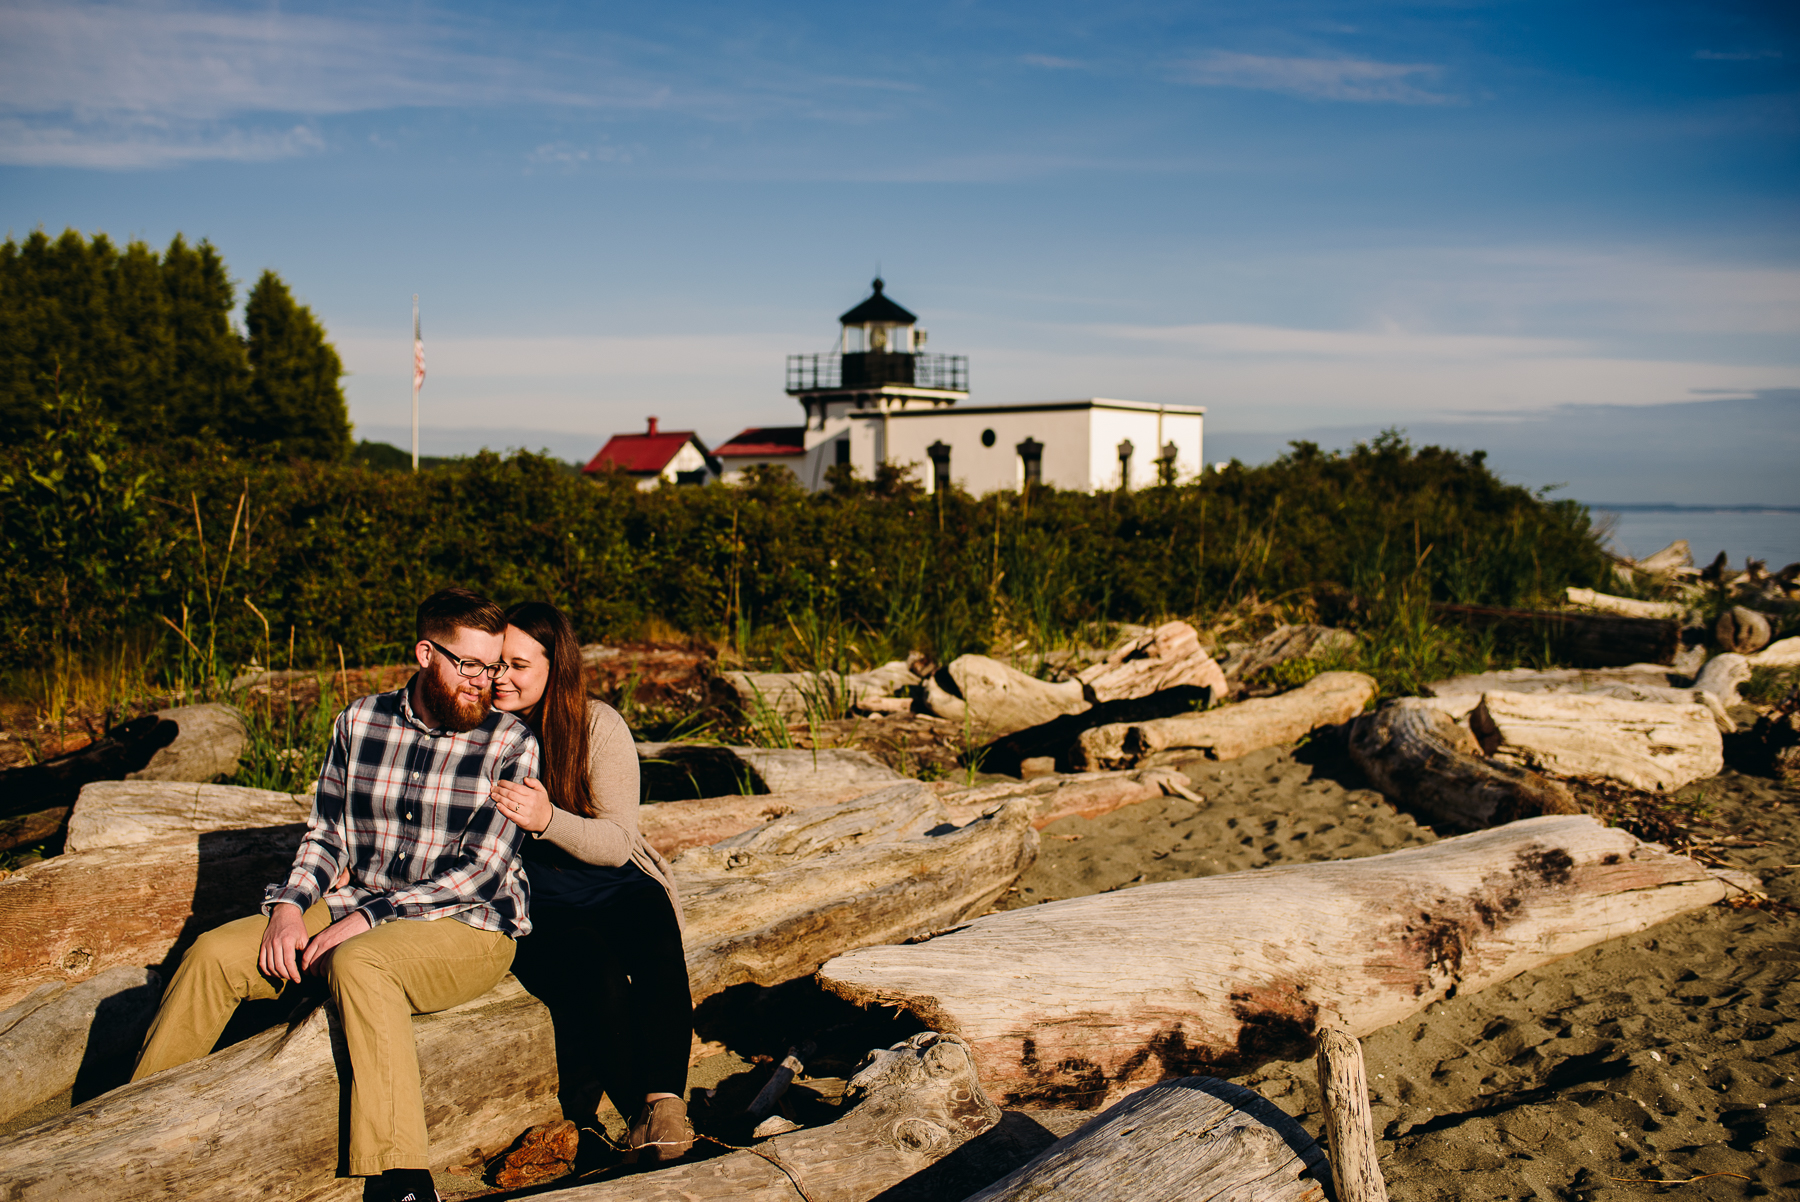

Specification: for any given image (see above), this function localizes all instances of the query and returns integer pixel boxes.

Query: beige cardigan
[531,701,685,933]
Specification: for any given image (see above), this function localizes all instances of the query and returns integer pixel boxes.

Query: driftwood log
[1471,690,1723,792]
[0,966,163,1126]
[637,743,903,802]
[537,1033,1091,1202]
[1216,625,1358,692]
[818,815,1753,1109]
[961,1076,1328,1202]
[0,806,72,856]
[64,782,311,854]
[1717,606,1773,654]
[1563,587,1684,620]
[0,978,561,1201]
[1749,636,1800,667]
[1314,1029,1388,1202]
[1348,700,1581,830]
[677,783,1038,1000]
[1072,671,1375,771]
[1431,603,1680,668]
[1072,621,1227,703]
[723,662,918,724]
[0,715,177,821]
[0,824,303,1011]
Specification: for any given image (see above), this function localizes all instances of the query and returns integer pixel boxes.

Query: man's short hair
[416,587,507,644]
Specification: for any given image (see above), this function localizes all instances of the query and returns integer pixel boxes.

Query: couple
[129,587,694,1202]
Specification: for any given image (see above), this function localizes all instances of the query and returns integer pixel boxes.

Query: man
[133,587,538,1202]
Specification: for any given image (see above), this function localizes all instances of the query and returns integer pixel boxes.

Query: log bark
[1072,671,1375,771]
[1314,1029,1388,1202]
[0,825,303,1011]
[0,967,164,1126]
[677,783,1038,1000]
[1471,690,1723,792]
[1347,700,1581,830]
[1430,603,1679,668]
[0,977,561,1202]
[64,782,310,854]
[818,815,1754,1109]
[960,1076,1328,1202]
[532,1032,1091,1202]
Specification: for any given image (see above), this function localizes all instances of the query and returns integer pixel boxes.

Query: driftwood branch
[1315,1028,1388,1202]
[819,815,1754,1109]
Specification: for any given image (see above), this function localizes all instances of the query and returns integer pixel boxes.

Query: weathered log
[532,1032,1092,1202]
[724,662,918,723]
[640,793,834,857]
[1348,700,1581,830]
[1314,1029,1388,1202]
[1072,671,1375,771]
[1693,653,1753,707]
[0,715,176,820]
[0,977,561,1201]
[1634,539,1693,577]
[818,815,1753,1109]
[1716,606,1773,654]
[960,1076,1328,1202]
[0,806,71,855]
[974,689,1217,777]
[125,704,248,783]
[1471,690,1722,791]
[0,966,163,1126]
[1073,621,1227,703]
[677,783,1038,1000]
[1216,624,1359,692]
[1431,603,1679,668]
[637,742,902,801]
[1564,587,1684,620]
[0,825,303,1011]
[65,781,310,854]
[1424,664,1737,731]
[1749,635,1800,667]
[923,656,1089,741]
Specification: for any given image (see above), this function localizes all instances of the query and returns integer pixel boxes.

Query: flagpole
[410,294,420,472]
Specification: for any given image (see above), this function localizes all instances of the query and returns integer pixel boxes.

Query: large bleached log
[1073,621,1227,703]
[924,656,1089,741]
[818,815,1753,1109]
[125,704,248,783]
[1694,653,1753,707]
[961,1076,1328,1202]
[1348,700,1580,830]
[64,781,310,854]
[677,783,1039,1000]
[531,1033,1091,1202]
[0,967,163,1126]
[724,662,918,724]
[0,825,302,1012]
[1749,635,1800,667]
[1471,690,1723,792]
[0,977,561,1202]
[637,742,903,801]
[1424,666,1738,732]
[1215,625,1359,691]
[1072,671,1375,771]
[1716,606,1773,654]
[1564,587,1685,620]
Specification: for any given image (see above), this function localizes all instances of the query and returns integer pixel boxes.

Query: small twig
[1608,1171,1753,1185]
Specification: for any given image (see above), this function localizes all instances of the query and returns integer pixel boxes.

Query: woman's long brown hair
[503,602,596,818]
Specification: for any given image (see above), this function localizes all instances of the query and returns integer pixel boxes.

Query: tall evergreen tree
[241,271,351,460]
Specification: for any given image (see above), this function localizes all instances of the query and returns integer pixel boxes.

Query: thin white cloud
[1695,49,1782,62]
[1177,51,1453,104]
[1021,54,1085,70]
[1099,322,1584,360]
[0,0,666,167]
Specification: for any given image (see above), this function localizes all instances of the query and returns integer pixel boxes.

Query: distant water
[1589,506,1800,570]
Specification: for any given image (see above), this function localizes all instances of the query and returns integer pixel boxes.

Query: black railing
[787,352,968,393]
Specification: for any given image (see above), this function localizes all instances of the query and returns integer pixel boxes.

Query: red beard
[420,665,492,732]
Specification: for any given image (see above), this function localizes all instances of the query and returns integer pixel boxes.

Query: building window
[1116,439,1135,490]
[927,440,951,494]
[675,469,708,486]
[980,428,996,447]
[1016,438,1043,487]
[835,437,851,467]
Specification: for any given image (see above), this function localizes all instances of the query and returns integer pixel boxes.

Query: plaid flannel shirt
[263,680,539,936]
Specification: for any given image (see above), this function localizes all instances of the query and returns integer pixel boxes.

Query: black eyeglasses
[425,639,510,680]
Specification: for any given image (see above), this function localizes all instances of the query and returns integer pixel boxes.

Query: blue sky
[2,0,1796,501]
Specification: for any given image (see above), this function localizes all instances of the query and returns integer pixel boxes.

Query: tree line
[0,229,350,459]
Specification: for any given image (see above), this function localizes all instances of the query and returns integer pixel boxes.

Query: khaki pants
[134,904,516,1175]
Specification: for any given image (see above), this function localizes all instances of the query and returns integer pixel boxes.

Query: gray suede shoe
[627,1097,695,1163]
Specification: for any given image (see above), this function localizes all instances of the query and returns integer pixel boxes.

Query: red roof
[714,426,806,458]
[583,417,710,476]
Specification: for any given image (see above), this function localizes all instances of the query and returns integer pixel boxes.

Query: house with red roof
[711,425,807,483]
[581,417,717,489]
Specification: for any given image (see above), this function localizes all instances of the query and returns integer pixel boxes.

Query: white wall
[718,454,804,484]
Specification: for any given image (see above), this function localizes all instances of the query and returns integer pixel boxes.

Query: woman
[489,601,695,1163]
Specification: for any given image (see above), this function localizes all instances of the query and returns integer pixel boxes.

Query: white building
[716,279,1203,493]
